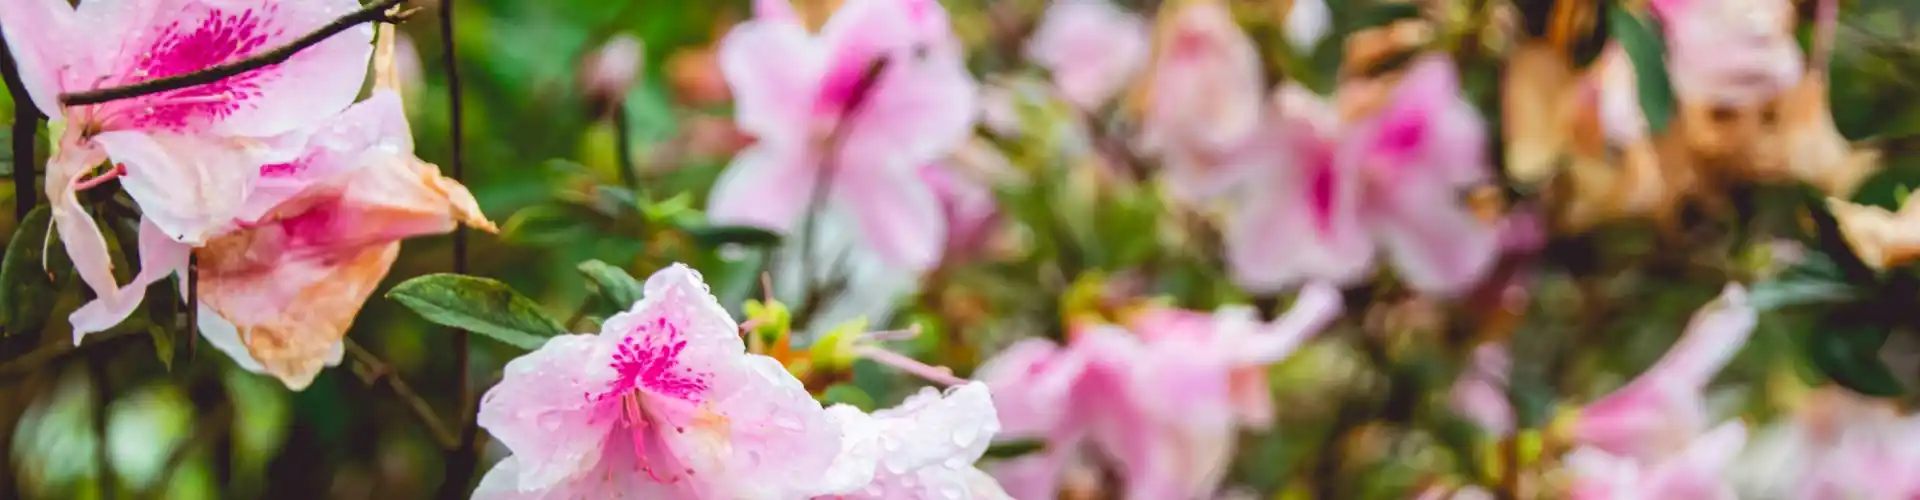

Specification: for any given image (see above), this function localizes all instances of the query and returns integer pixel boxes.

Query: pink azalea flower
[474,264,845,499]
[816,382,1012,499]
[1572,284,1756,461]
[0,0,372,340]
[711,0,978,272]
[191,90,493,390]
[974,285,1342,500]
[1025,0,1150,111]
[1796,417,1920,500]
[1650,0,1802,106]
[1137,1,1264,157]
[1564,421,1748,500]
[1226,57,1499,295]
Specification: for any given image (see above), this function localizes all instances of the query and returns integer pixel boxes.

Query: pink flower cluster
[973,284,1343,499]
[473,264,1012,499]
[709,0,979,273]
[0,0,492,389]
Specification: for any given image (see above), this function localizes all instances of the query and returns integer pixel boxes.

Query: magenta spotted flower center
[586,316,713,483]
[89,7,282,131]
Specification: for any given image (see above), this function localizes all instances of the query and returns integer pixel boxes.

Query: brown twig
[0,328,145,380]
[57,0,412,106]
[344,339,459,450]
[1,34,42,218]
[436,0,479,496]
[186,255,198,361]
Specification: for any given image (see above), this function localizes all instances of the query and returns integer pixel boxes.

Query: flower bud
[579,34,645,118]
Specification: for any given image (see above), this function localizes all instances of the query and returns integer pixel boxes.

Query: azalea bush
[4,0,1920,498]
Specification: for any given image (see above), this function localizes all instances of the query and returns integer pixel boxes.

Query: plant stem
[613,103,639,192]
[0,328,145,380]
[435,0,478,496]
[344,339,460,449]
[187,255,198,361]
[1,31,42,219]
[58,0,412,106]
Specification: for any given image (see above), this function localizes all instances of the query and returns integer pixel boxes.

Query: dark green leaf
[819,383,875,413]
[1,206,66,334]
[387,274,569,351]
[981,439,1046,460]
[1608,6,1678,134]
[1807,324,1904,397]
[577,260,644,309]
[683,224,783,248]
[149,325,175,372]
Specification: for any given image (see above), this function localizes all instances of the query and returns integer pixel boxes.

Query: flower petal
[1367,184,1501,295]
[706,145,819,234]
[93,0,372,136]
[972,338,1082,439]
[0,0,78,116]
[240,90,415,222]
[1639,284,1756,392]
[613,264,844,498]
[1026,0,1151,110]
[832,382,1003,499]
[476,334,622,492]
[1138,1,1264,153]
[197,240,397,390]
[838,166,947,271]
[69,219,191,337]
[718,16,823,143]
[91,131,273,245]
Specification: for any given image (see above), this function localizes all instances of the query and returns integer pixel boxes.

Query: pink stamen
[855,345,967,386]
[73,164,127,191]
[862,323,923,342]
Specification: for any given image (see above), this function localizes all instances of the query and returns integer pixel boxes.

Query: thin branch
[436,0,479,496]
[344,339,459,450]
[186,255,198,361]
[613,104,639,192]
[1,30,43,218]
[57,0,412,107]
[0,328,145,380]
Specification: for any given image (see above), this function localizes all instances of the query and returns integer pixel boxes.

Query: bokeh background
[5,0,1920,498]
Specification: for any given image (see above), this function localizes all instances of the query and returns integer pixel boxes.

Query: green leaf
[683,224,783,248]
[981,439,1046,460]
[500,203,598,245]
[1608,6,1678,134]
[577,260,645,309]
[1749,256,1859,311]
[148,325,175,372]
[387,274,569,351]
[819,384,875,413]
[1,206,66,334]
[1807,324,1904,397]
